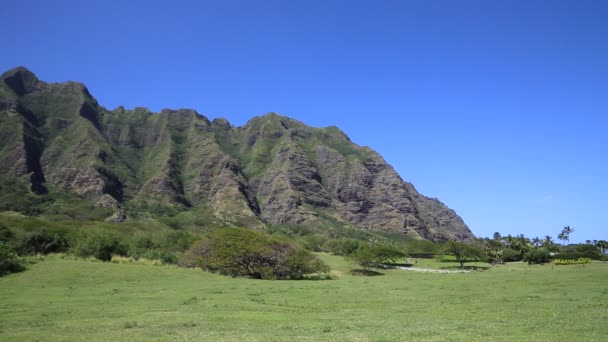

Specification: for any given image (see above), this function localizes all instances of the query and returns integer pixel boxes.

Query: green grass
[1,254,607,341]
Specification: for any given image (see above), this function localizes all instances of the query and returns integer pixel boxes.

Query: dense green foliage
[554,251,603,261]
[0,241,23,276]
[69,230,127,261]
[0,213,198,265]
[323,238,363,256]
[351,244,407,269]
[501,248,522,262]
[16,230,68,255]
[441,241,485,268]
[179,228,329,279]
[523,248,551,265]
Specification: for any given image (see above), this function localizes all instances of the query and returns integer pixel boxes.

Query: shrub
[0,225,15,242]
[0,241,24,276]
[300,235,327,252]
[126,232,190,265]
[16,230,69,255]
[523,248,551,265]
[70,230,126,261]
[323,238,362,256]
[159,231,198,253]
[553,251,602,261]
[136,249,177,264]
[403,239,439,256]
[501,248,522,262]
[179,228,329,280]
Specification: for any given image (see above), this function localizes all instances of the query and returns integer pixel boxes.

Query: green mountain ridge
[0,66,474,242]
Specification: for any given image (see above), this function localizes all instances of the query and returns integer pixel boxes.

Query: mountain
[0,67,474,242]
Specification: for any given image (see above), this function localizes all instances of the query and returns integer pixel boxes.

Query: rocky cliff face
[0,67,474,242]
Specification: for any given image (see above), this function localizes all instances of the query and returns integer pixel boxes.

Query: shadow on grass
[382,263,414,268]
[0,261,26,277]
[350,269,384,276]
[440,265,490,271]
[437,258,481,263]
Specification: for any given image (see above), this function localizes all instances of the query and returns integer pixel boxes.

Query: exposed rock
[105,209,127,223]
[95,194,120,209]
[0,66,475,241]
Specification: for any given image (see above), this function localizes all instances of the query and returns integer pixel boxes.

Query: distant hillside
[0,67,474,242]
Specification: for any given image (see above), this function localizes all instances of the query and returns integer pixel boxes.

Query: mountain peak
[0,67,475,242]
[1,66,41,96]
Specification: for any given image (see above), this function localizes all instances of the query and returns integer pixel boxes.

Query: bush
[70,230,127,261]
[179,228,329,280]
[126,232,194,265]
[299,235,327,252]
[323,238,362,256]
[553,251,602,261]
[501,248,522,262]
[523,248,551,265]
[0,225,15,242]
[0,241,24,276]
[16,230,69,255]
[403,239,439,256]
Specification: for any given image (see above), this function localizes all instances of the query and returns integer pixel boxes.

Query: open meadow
[1,254,607,341]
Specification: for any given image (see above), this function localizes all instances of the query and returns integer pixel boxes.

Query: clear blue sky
[2,0,607,243]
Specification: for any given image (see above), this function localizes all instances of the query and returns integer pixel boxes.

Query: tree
[352,245,406,269]
[523,248,551,265]
[481,238,504,264]
[503,234,515,248]
[492,232,502,241]
[507,234,531,259]
[442,241,484,269]
[179,228,329,280]
[0,241,23,276]
[595,240,608,255]
[541,235,559,253]
[558,226,574,253]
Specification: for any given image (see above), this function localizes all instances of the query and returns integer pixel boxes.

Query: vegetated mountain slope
[0,67,474,242]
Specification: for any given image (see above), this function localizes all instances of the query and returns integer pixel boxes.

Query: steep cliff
[0,67,474,241]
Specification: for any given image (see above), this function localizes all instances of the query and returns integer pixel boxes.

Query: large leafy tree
[595,240,608,255]
[481,238,504,264]
[505,234,531,259]
[179,228,329,280]
[352,245,406,269]
[542,235,559,253]
[442,241,484,269]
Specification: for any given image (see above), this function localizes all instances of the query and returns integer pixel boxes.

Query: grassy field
[1,254,607,341]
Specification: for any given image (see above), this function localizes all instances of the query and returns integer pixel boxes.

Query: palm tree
[482,238,504,264]
[503,234,515,248]
[596,240,608,255]
[493,232,502,241]
[558,226,574,252]
[511,234,531,259]
[542,235,558,253]
[532,237,542,248]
